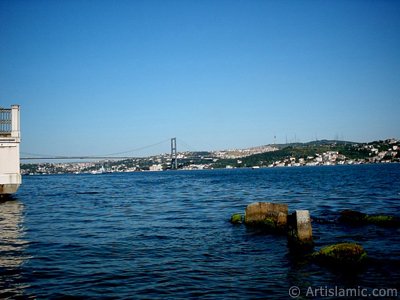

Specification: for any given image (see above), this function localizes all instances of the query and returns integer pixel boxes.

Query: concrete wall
[0,144,20,174]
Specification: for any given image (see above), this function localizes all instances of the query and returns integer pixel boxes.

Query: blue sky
[1,0,399,157]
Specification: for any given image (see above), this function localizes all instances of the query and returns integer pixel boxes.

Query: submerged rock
[230,213,244,225]
[364,215,399,227]
[338,210,367,225]
[339,210,400,227]
[244,202,288,232]
[313,243,367,266]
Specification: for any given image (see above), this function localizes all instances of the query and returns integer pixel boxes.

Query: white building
[0,105,21,195]
[149,164,163,172]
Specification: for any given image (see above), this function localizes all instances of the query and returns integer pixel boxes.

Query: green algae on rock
[313,243,367,266]
[262,217,276,229]
[230,213,244,225]
[364,215,399,227]
[339,210,400,227]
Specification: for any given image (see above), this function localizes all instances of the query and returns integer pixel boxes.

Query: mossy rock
[313,243,367,266]
[338,210,367,225]
[245,216,287,233]
[244,202,288,229]
[262,217,276,229]
[364,215,400,227]
[230,213,244,225]
[339,210,399,227]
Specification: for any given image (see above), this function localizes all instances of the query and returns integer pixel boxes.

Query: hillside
[211,139,399,169]
[21,139,399,174]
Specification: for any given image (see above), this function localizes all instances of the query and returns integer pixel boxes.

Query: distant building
[149,164,163,172]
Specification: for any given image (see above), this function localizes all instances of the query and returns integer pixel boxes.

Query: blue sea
[1,164,400,299]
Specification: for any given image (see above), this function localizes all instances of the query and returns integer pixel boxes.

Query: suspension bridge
[20,137,189,169]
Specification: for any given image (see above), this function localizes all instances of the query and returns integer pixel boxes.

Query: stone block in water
[244,202,288,231]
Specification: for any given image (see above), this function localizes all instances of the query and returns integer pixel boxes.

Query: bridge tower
[170,137,178,169]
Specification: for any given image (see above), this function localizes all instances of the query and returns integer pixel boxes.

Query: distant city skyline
[1,0,399,157]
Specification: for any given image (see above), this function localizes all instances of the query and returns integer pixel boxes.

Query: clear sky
[1,0,399,157]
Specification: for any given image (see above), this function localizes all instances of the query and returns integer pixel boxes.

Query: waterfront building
[0,105,21,195]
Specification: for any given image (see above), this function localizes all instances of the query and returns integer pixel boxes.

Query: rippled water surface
[1,164,400,299]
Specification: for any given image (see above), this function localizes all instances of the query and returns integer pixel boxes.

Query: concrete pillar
[288,210,313,250]
[11,105,20,140]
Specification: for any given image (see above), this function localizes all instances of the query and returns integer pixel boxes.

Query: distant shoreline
[21,138,400,175]
[21,160,399,176]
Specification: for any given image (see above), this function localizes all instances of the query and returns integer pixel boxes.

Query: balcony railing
[0,108,12,134]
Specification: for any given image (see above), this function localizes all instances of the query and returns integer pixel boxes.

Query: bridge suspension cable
[178,138,197,152]
[20,138,171,160]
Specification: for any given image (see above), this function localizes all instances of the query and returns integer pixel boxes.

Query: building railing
[0,108,12,134]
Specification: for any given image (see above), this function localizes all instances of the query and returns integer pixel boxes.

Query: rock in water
[313,243,367,266]
[338,209,367,225]
[339,209,400,227]
[230,213,243,225]
[364,215,399,227]
[244,202,288,232]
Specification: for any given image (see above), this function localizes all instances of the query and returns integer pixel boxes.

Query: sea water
[1,164,399,299]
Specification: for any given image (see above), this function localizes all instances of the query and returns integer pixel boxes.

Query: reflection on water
[0,197,29,298]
